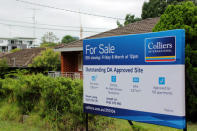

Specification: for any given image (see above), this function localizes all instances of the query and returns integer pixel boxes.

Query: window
[12,46,17,50]
[0,40,3,43]
[2,46,6,52]
[29,41,33,45]
[11,40,14,44]
[78,53,83,71]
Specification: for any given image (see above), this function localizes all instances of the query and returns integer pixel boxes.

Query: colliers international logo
[145,36,176,62]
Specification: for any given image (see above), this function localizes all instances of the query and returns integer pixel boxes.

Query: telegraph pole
[25,8,39,38]
[9,25,12,37]
[32,8,36,38]
[79,10,83,39]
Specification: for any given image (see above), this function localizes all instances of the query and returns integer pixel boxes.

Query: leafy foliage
[0,73,113,130]
[153,1,197,48]
[141,0,195,19]
[29,48,60,71]
[0,58,8,67]
[0,102,22,122]
[40,42,58,47]
[0,58,8,78]
[117,14,141,27]
[61,35,78,44]
[141,0,167,19]
[10,48,21,53]
[153,1,197,121]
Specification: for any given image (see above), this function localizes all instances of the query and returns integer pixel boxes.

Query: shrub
[29,48,60,71]
[10,48,20,53]
[0,102,22,122]
[153,1,197,122]
[0,73,114,130]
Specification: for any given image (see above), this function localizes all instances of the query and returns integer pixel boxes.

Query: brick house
[54,18,160,79]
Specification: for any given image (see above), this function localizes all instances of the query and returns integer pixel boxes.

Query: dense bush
[0,73,113,130]
[153,1,197,122]
[153,1,197,49]
[28,48,60,71]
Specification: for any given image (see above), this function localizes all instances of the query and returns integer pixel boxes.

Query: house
[0,48,45,67]
[54,17,160,79]
[0,37,38,52]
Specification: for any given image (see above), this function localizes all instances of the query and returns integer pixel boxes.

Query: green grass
[1,119,197,131]
[0,121,43,131]
[0,121,39,131]
[110,119,197,131]
[188,122,197,131]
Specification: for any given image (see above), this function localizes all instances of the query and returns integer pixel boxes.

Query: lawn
[109,119,197,131]
[0,121,45,131]
[0,119,197,131]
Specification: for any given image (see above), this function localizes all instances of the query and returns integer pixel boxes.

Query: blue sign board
[83,29,185,129]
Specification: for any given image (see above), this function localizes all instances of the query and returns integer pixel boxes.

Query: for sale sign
[83,29,185,129]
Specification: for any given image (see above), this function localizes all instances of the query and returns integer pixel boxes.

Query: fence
[48,71,82,79]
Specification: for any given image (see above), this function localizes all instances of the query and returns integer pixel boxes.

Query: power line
[0,22,102,33]
[0,18,110,30]
[16,0,125,20]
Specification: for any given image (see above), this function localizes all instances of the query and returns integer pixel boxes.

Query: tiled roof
[0,48,46,67]
[0,52,10,58]
[55,17,160,50]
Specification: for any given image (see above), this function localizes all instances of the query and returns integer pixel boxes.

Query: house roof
[55,17,160,52]
[0,48,46,67]
[0,52,10,58]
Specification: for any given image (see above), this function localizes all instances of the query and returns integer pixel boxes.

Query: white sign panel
[83,29,185,129]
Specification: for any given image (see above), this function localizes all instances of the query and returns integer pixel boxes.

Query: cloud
[0,0,147,44]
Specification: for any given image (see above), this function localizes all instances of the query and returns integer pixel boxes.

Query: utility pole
[25,8,39,38]
[80,21,83,39]
[79,10,83,39]
[32,8,36,38]
[9,25,12,37]
[25,8,40,47]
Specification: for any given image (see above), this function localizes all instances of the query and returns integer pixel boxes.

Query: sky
[0,0,148,44]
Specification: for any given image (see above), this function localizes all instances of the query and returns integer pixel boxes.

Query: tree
[29,48,60,71]
[0,58,8,67]
[61,35,78,44]
[40,42,58,47]
[117,21,123,28]
[0,58,8,78]
[141,0,196,19]
[41,32,59,43]
[40,32,59,47]
[153,1,197,122]
[141,0,167,19]
[153,1,197,48]
[167,0,190,4]
[117,14,141,27]
[10,48,20,53]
